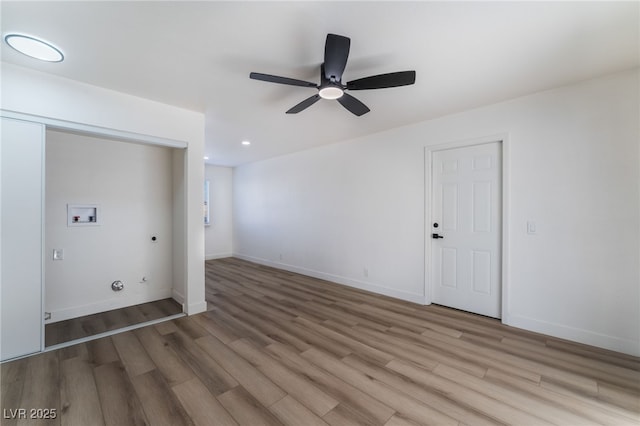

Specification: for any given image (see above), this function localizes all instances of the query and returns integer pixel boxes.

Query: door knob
[432,233,444,239]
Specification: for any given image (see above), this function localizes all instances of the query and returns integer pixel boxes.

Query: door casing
[424,133,511,323]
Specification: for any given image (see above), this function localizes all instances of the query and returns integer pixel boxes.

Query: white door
[1,118,44,360]
[430,142,502,318]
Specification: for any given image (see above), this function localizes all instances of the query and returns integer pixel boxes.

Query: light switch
[527,221,537,235]
[53,249,64,260]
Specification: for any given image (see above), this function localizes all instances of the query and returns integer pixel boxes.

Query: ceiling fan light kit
[250,33,416,116]
[318,86,344,100]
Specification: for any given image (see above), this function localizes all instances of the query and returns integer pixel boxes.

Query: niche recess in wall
[67,204,99,226]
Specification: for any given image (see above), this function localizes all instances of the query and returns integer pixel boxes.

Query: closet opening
[44,128,187,348]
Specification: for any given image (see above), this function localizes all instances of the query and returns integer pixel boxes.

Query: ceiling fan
[250,33,416,116]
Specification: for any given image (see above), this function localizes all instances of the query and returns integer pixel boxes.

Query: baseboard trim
[47,288,173,324]
[172,289,185,304]
[186,300,207,315]
[233,253,427,305]
[506,314,640,357]
[206,253,233,261]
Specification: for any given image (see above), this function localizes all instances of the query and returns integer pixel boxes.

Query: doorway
[428,140,503,318]
[43,129,187,347]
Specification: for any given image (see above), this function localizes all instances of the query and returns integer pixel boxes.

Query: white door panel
[1,118,44,361]
[431,142,502,318]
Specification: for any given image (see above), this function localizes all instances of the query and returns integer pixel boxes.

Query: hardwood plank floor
[45,298,183,347]
[2,257,639,425]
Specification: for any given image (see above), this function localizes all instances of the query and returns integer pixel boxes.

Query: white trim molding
[234,253,428,305]
[205,253,233,261]
[0,109,188,148]
[46,288,174,324]
[508,314,640,357]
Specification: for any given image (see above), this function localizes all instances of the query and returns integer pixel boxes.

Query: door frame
[424,133,511,323]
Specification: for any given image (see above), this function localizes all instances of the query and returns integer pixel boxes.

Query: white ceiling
[2,1,638,166]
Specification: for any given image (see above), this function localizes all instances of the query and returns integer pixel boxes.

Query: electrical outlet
[527,221,537,234]
[53,249,64,260]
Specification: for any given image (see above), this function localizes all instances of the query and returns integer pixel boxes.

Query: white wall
[234,69,640,356]
[45,130,174,322]
[1,63,207,315]
[205,165,233,260]
[234,137,426,303]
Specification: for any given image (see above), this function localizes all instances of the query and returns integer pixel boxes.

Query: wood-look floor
[2,257,639,426]
[45,298,183,347]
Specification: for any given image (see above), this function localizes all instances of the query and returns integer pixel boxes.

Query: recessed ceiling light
[242,141,251,146]
[4,33,64,62]
[203,156,209,160]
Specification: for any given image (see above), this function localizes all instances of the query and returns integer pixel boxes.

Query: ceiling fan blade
[250,72,317,88]
[346,71,416,90]
[336,93,370,116]
[286,94,321,114]
[324,34,350,82]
